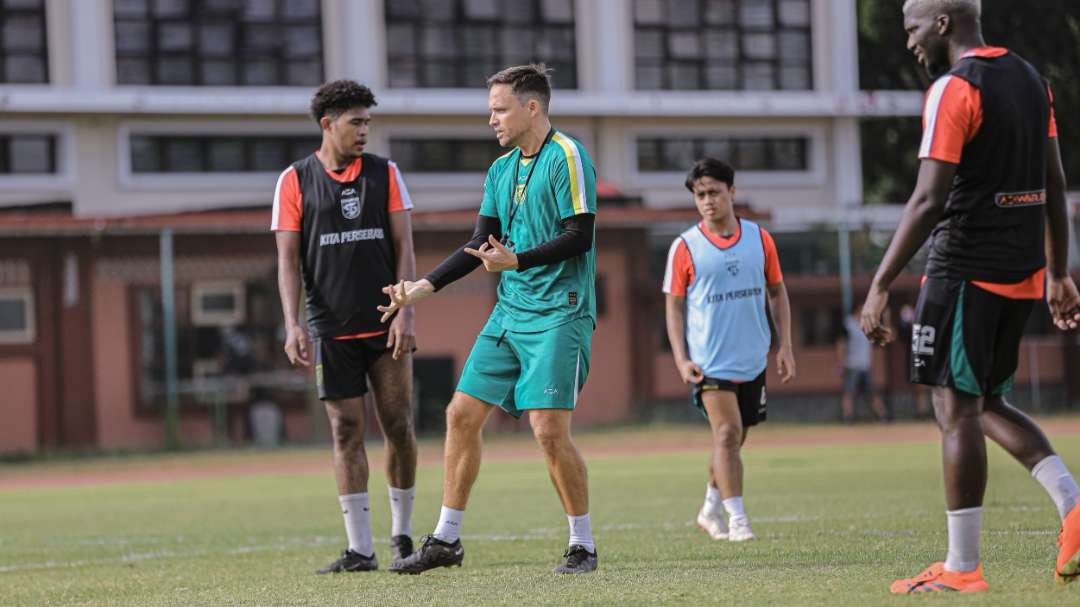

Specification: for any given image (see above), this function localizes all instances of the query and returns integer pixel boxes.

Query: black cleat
[316,549,378,574]
[390,535,414,561]
[388,535,464,574]
[553,544,598,574]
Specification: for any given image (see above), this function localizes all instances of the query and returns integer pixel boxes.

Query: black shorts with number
[911,276,1034,396]
[693,370,767,427]
[314,335,389,401]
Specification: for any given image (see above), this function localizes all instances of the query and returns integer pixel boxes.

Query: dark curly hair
[685,157,735,191]
[309,80,377,123]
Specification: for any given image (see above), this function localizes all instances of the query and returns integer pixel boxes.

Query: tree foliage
[858,0,1080,201]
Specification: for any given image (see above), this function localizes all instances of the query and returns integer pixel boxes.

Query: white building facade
[0,0,926,224]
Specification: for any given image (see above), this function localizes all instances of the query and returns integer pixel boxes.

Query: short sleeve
[662,238,694,296]
[918,75,982,164]
[271,166,301,231]
[760,228,784,285]
[387,160,414,213]
[479,165,499,218]
[550,133,598,220]
[1048,83,1058,138]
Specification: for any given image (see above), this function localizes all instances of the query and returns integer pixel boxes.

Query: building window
[192,282,246,327]
[634,0,812,90]
[129,135,320,173]
[637,136,808,172]
[389,137,505,172]
[0,0,48,83]
[113,0,323,86]
[385,0,577,89]
[0,133,56,174]
[0,287,35,344]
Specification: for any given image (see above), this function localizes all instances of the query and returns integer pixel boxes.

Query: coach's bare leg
[703,391,744,499]
[325,397,369,493]
[530,409,589,516]
[368,352,417,489]
[443,392,496,509]
[981,395,1054,470]
[934,387,987,509]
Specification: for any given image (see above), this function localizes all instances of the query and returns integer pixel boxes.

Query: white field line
[0,515,1059,574]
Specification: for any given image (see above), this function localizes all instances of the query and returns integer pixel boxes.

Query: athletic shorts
[911,276,1034,396]
[314,335,389,401]
[456,317,592,419]
[692,370,767,427]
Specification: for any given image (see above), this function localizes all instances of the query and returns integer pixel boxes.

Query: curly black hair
[309,80,377,123]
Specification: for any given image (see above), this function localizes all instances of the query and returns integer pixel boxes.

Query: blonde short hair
[902,0,981,18]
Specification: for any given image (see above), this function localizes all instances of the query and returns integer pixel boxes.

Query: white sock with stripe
[339,492,373,556]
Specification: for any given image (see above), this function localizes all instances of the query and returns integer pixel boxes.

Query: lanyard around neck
[503,128,555,245]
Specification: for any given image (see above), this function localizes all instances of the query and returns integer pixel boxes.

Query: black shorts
[693,370,767,427]
[314,335,389,401]
[911,277,1034,396]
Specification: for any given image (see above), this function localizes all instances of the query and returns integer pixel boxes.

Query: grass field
[2,421,1079,606]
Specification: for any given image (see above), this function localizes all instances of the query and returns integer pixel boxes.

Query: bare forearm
[766,284,793,350]
[277,259,303,330]
[665,297,691,364]
[1046,140,1071,278]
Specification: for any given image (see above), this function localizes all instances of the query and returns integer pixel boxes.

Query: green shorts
[457,316,592,418]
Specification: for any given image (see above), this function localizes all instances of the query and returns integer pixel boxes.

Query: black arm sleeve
[515,213,595,271]
[423,214,502,291]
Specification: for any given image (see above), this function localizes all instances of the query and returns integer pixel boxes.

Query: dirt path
[3,418,1080,492]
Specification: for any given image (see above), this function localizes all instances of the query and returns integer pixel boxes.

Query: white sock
[388,486,415,537]
[723,496,746,521]
[433,506,464,543]
[944,507,981,572]
[704,484,724,517]
[1031,455,1080,520]
[568,513,595,552]
[339,492,373,556]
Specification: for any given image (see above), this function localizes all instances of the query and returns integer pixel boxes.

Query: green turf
[1,426,1078,606]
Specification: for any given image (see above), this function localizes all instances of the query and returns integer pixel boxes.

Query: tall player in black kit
[861,0,1080,593]
[273,81,420,573]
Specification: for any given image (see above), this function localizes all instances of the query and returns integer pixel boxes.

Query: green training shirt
[479,130,597,334]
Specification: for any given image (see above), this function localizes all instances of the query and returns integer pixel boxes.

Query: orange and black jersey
[919,47,1055,297]
[271,153,413,339]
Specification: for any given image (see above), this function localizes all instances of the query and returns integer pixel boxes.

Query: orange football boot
[889,562,988,594]
[1056,503,1080,586]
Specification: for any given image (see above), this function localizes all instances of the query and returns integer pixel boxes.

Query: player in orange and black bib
[861,0,1080,594]
[272,80,419,574]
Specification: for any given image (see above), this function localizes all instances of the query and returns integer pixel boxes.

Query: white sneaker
[696,508,728,540]
[728,516,755,542]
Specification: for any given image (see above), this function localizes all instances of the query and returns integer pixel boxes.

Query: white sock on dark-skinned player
[1031,455,1080,520]
[388,486,415,537]
[944,506,982,573]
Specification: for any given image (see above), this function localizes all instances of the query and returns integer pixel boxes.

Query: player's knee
[329,414,363,450]
[380,413,415,448]
[532,424,569,453]
[446,399,484,435]
[713,423,742,449]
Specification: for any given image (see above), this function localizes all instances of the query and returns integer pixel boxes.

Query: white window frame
[0,120,75,193]
[191,281,245,327]
[0,287,36,345]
